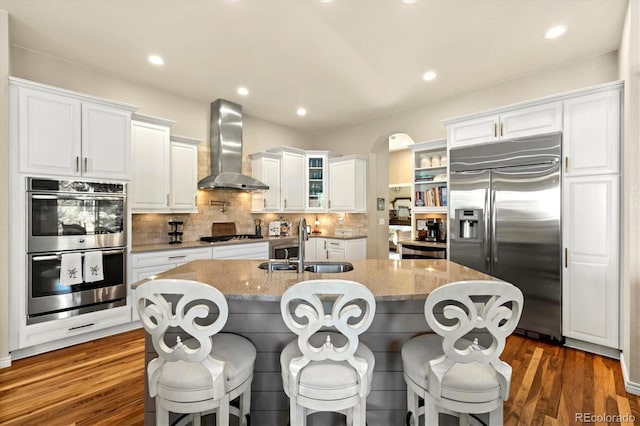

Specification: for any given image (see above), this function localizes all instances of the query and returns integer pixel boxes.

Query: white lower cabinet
[563,174,619,349]
[307,238,367,261]
[211,242,269,260]
[131,247,213,320]
[20,305,131,349]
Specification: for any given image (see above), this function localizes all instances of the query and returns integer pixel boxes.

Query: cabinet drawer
[131,247,212,269]
[325,239,345,249]
[21,305,131,348]
[212,242,269,259]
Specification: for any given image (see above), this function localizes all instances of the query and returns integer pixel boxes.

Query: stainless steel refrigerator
[449,133,562,339]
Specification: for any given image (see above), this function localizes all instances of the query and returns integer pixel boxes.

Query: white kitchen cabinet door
[16,86,82,176]
[563,174,619,349]
[212,242,269,259]
[345,238,367,260]
[304,239,318,261]
[328,156,367,212]
[251,153,281,212]
[448,102,562,149]
[281,151,306,211]
[563,88,621,176]
[131,119,171,212]
[81,102,131,180]
[500,102,562,141]
[169,136,200,213]
[448,114,499,148]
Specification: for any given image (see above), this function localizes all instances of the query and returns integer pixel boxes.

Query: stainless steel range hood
[198,99,269,191]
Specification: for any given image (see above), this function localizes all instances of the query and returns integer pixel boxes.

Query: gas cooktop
[200,234,264,243]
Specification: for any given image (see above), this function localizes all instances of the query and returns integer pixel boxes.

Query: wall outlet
[379,218,385,225]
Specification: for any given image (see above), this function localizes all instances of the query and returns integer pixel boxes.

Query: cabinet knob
[166,194,170,206]
[494,123,498,138]
[84,157,88,173]
[500,122,504,137]
[76,156,80,173]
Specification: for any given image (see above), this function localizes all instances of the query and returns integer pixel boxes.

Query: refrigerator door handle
[491,186,497,266]
[484,187,491,269]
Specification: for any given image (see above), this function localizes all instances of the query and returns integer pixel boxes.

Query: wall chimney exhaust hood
[198,99,269,191]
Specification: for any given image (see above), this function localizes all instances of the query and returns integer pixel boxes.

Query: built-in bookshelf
[411,139,447,214]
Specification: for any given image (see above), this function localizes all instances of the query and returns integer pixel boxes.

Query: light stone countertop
[131,234,367,253]
[131,259,493,301]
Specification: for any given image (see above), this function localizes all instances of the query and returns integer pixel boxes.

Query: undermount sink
[258,262,297,272]
[304,262,354,273]
[258,261,354,273]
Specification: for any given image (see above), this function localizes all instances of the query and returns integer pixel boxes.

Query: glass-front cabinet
[306,154,326,211]
[305,151,339,211]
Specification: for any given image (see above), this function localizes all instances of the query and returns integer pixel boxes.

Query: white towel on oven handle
[60,253,83,286]
[84,251,104,283]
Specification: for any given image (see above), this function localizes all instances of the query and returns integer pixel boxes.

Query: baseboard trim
[0,355,11,369]
[620,353,640,396]
[564,337,621,359]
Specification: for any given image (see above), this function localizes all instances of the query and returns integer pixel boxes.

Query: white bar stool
[401,280,523,426]
[280,279,376,426]
[135,279,256,426]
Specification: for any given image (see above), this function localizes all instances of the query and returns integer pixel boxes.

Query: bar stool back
[280,279,376,426]
[402,280,523,425]
[136,279,255,426]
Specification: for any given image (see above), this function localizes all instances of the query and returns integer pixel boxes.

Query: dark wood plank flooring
[0,329,638,425]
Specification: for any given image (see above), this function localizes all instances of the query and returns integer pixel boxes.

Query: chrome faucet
[290,217,308,273]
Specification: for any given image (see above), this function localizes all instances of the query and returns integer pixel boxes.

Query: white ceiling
[0,0,628,134]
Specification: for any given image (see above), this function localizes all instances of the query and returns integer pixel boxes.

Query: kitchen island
[134,259,493,426]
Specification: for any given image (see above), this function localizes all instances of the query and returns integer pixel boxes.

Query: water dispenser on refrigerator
[455,209,483,241]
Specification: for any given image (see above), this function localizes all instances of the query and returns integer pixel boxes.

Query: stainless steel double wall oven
[26,178,127,324]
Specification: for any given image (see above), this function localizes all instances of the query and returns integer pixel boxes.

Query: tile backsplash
[131,190,368,246]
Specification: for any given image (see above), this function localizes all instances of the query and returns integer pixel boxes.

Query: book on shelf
[415,186,447,207]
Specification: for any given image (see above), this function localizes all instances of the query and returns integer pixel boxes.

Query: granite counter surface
[131,259,492,301]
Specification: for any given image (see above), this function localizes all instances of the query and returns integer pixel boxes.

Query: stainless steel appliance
[400,243,446,259]
[26,177,127,324]
[28,177,126,252]
[199,221,265,243]
[449,134,562,339]
[27,248,126,324]
[270,239,299,259]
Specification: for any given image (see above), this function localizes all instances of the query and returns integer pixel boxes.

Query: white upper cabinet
[563,88,621,176]
[250,152,281,212]
[447,102,562,148]
[81,102,132,180]
[169,135,201,213]
[276,148,306,211]
[328,155,367,212]
[11,78,135,180]
[130,115,173,212]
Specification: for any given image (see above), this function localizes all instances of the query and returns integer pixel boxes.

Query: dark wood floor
[0,329,638,425]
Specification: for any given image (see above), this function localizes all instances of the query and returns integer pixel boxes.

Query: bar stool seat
[281,332,375,401]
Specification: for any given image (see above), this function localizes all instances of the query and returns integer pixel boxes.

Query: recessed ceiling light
[402,0,418,3]
[147,55,164,66]
[237,87,249,96]
[545,25,567,39]
[422,70,437,81]
[297,108,307,116]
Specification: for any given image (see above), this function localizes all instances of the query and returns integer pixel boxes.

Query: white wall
[619,0,640,391]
